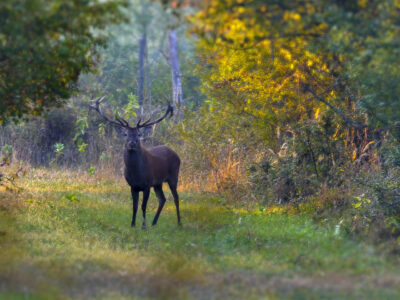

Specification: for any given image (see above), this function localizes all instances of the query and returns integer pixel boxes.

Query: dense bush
[348,140,400,241]
[248,119,348,204]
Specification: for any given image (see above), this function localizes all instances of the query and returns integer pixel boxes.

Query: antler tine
[96,96,105,106]
[136,103,173,129]
[89,96,130,128]
[140,117,153,127]
[89,96,105,109]
[136,117,142,127]
[116,113,130,127]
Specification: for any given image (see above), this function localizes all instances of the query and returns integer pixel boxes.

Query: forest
[1,0,400,299]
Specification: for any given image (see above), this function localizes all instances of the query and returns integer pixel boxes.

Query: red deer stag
[89,97,181,229]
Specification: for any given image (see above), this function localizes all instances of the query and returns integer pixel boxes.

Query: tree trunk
[168,29,183,121]
[146,36,152,113]
[138,31,146,117]
[137,0,149,117]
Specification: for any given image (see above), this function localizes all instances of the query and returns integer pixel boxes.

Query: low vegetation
[1,169,400,299]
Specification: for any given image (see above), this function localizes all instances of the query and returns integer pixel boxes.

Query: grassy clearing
[1,170,400,299]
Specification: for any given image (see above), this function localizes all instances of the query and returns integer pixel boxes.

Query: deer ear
[114,126,126,137]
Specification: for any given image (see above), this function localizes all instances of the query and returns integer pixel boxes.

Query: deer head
[89,97,173,150]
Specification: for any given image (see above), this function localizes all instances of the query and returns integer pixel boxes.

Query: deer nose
[128,141,137,149]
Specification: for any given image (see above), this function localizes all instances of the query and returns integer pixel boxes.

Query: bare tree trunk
[138,31,146,117]
[146,37,152,113]
[137,0,149,117]
[168,29,183,121]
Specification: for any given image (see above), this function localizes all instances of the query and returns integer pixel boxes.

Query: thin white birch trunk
[168,29,183,121]
[137,0,148,117]
[138,32,146,117]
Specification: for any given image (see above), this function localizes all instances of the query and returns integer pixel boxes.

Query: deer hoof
[141,224,147,230]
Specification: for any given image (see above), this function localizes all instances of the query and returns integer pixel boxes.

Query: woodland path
[1,173,400,299]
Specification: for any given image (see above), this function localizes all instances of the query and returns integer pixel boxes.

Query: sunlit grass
[1,169,400,299]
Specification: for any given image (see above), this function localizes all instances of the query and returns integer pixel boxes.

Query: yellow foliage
[352,149,357,161]
[314,108,320,119]
[191,0,342,153]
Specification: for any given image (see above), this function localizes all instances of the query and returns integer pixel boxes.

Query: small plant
[65,193,79,203]
[98,123,106,137]
[77,142,88,152]
[88,166,96,176]
[73,116,89,152]
[52,143,65,166]
[0,144,12,166]
[352,194,372,210]
[123,93,139,120]
[54,143,65,155]
[2,144,12,155]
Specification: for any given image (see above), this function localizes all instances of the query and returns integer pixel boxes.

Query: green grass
[1,170,400,299]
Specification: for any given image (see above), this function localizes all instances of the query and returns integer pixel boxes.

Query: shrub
[248,120,349,205]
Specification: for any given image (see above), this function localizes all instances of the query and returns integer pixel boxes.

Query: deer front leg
[141,188,150,229]
[152,185,166,226]
[131,188,139,227]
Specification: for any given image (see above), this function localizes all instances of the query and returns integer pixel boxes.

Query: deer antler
[89,97,132,128]
[90,97,173,129]
[136,103,173,129]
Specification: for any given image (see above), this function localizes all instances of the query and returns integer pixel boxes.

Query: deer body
[124,144,181,229]
[124,146,180,191]
[90,97,181,228]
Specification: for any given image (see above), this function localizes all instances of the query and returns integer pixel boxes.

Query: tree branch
[305,85,367,130]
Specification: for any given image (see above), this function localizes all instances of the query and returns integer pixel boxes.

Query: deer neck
[124,145,149,180]
[125,145,144,165]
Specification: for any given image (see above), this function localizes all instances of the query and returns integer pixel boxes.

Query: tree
[136,0,152,116]
[80,0,202,118]
[152,0,192,120]
[0,0,126,122]
[190,0,400,145]
[316,0,400,133]
[190,0,337,147]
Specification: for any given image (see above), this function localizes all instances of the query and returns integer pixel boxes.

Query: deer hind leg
[141,188,150,229]
[152,185,166,226]
[131,188,139,227]
[168,181,181,226]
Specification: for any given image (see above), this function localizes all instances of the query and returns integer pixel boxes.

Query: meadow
[1,169,400,300]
